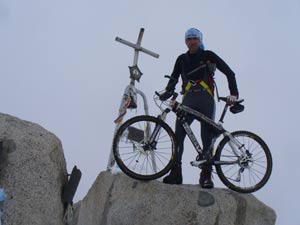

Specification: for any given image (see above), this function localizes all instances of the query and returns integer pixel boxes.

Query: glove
[159,91,173,101]
[226,95,238,105]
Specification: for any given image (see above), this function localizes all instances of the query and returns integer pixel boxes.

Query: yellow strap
[185,82,192,92]
[183,82,192,97]
[199,81,213,96]
[184,80,213,97]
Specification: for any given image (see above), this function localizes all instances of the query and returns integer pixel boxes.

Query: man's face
[185,37,200,53]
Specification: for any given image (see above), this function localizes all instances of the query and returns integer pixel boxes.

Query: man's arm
[165,55,182,92]
[206,50,239,97]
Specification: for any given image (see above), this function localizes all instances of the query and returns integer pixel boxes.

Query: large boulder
[0,113,67,225]
[0,112,276,225]
[73,171,276,225]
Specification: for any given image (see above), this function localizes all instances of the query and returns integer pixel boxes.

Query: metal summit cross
[107,28,160,171]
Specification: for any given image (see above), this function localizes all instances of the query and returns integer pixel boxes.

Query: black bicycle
[112,88,272,193]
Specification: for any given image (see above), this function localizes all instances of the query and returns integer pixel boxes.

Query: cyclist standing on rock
[159,28,239,188]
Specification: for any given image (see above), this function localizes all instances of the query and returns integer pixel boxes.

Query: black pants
[175,90,215,165]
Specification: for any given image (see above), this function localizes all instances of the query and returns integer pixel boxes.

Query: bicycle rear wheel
[113,115,177,181]
[215,130,272,193]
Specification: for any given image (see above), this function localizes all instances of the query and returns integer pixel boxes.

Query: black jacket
[166,49,239,97]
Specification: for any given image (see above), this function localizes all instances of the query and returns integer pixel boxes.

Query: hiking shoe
[199,168,214,189]
[163,164,182,184]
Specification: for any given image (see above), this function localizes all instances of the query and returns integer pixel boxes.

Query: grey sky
[1,1,299,224]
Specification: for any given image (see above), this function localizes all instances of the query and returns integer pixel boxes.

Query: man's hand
[226,95,238,105]
[159,91,173,101]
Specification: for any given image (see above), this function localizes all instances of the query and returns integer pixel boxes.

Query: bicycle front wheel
[113,115,177,181]
[215,130,272,193]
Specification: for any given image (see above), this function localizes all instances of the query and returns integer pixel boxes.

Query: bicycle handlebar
[218,97,244,104]
[155,91,178,101]
[156,76,245,116]
[156,90,243,105]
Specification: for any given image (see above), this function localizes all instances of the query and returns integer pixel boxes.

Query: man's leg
[199,123,215,188]
[199,95,216,188]
[163,115,194,184]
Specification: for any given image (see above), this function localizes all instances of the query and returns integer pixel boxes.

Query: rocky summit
[0,113,276,225]
[72,171,276,225]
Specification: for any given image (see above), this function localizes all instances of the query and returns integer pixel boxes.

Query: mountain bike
[112,86,272,193]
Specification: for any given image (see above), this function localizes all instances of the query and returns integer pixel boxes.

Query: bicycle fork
[224,131,249,158]
[143,111,170,173]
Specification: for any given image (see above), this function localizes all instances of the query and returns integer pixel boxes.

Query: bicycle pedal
[190,160,206,167]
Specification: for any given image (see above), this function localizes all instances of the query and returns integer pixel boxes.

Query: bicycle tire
[113,115,177,181]
[215,130,272,193]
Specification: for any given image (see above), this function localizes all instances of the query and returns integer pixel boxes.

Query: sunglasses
[186,37,199,41]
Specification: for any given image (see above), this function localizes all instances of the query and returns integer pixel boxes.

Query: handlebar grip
[219,97,227,102]
[155,91,178,101]
[164,75,178,82]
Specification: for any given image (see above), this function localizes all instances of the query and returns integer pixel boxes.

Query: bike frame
[156,97,246,167]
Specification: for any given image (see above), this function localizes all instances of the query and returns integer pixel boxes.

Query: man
[159,28,239,188]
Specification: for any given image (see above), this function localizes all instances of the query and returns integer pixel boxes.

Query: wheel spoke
[154,151,171,161]
[253,162,267,169]
[126,152,140,168]
[133,153,142,171]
